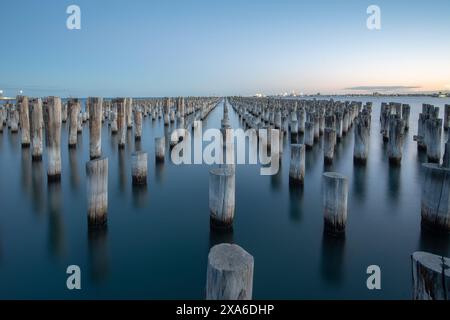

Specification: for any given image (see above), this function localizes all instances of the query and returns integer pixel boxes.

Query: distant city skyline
[0,0,449,97]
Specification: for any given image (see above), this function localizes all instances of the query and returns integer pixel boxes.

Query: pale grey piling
[164,98,170,126]
[68,99,80,148]
[274,109,282,130]
[289,144,305,185]
[115,98,126,148]
[402,104,411,131]
[444,105,450,131]
[313,115,320,140]
[411,251,450,300]
[46,97,62,181]
[10,109,19,133]
[18,96,30,147]
[426,118,442,163]
[323,172,348,234]
[323,128,336,164]
[30,98,44,161]
[155,137,165,162]
[443,140,450,168]
[125,97,133,129]
[209,167,235,229]
[131,151,147,185]
[86,157,108,226]
[353,115,370,164]
[61,102,68,123]
[206,243,254,300]
[88,97,103,159]
[304,121,314,149]
[110,111,118,134]
[77,112,83,133]
[387,115,404,165]
[298,109,305,134]
[134,108,142,140]
[335,111,343,140]
[421,163,450,232]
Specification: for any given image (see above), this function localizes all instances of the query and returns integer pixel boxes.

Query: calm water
[1,96,450,299]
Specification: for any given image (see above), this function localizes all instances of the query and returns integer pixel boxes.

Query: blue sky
[0,0,449,97]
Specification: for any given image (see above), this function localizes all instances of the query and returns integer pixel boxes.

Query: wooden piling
[444,105,450,131]
[88,97,103,159]
[387,115,404,165]
[46,97,62,181]
[86,157,108,226]
[425,118,442,163]
[125,97,133,129]
[17,96,30,147]
[289,144,305,185]
[209,167,235,229]
[115,98,126,148]
[421,163,450,233]
[206,243,254,300]
[131,151,147,185]
[304,121,314,149]
[323,172,348,235]
[353,114,370,164]
[155,137,165,162]
[134,108,142,141]
[323,128,336,164]
[30,98,44,161]
[68,98,80,148]
[411,251,450,300]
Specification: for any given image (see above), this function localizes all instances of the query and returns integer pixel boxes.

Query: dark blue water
[0,96,449,299]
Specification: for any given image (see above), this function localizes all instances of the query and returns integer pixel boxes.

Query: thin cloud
[345,86,421,92]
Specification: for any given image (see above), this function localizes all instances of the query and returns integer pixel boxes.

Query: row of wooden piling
[0,95,220,228]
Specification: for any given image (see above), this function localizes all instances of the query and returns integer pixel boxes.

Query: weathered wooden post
[155,137,165,162]
[134,108,142,141]
[125,97,133,129]
[206,243,254,300]
[421,163,450,232]
[323,172,348,234]
[110,110,118,134]
[353,114,370,164]
[17,96,30,147]
[289,144,305,185]
[304,121,314,149]
[88,97,103,159]
[425,118,442,163]
[387,115,404,165]
[61,102,68,123]
[30,98,44,161]
[444,105,450,131]
[335,111,343,141]
[164,98,170,126]
[46,97,62,181]
[411,251,450,300]
[131,151,147,185]
[209,167,235,229]
[323,128,336,164]
[115,98,126,148]
[77,112,83,133]
[402,104,411,131]
[443,140,450,168]
[86,157,108,226]
[9,109,19,133]
[68,99,80,148]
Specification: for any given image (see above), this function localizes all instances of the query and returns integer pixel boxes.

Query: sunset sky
[0,0,449,97]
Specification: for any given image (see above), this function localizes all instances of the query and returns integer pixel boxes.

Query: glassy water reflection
[0,96,449,299]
